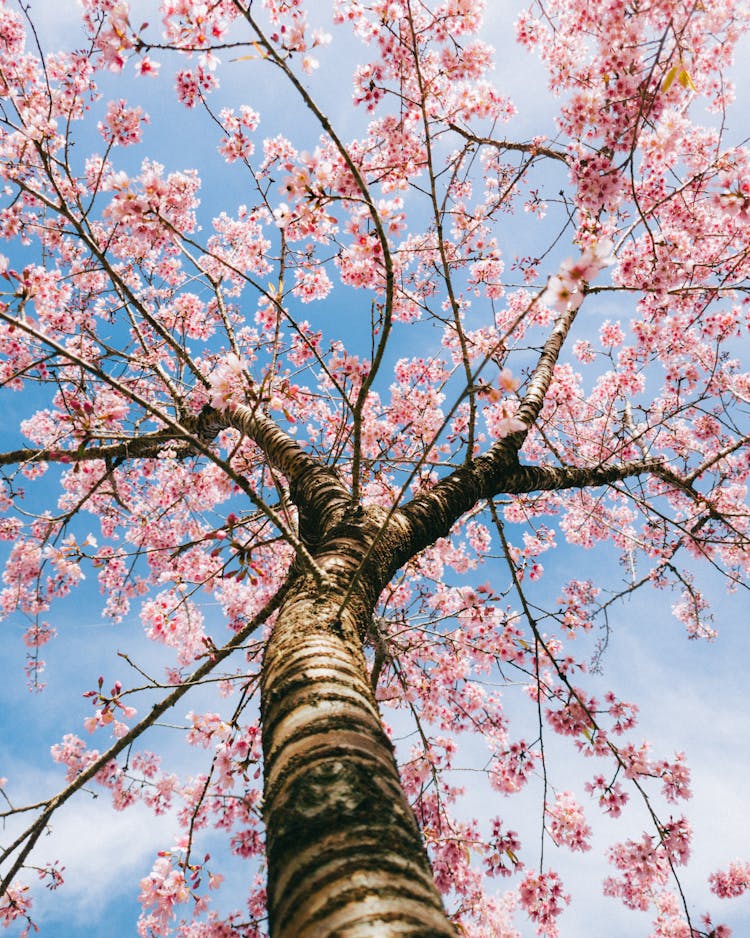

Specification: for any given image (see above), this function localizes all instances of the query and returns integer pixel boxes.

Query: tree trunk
[261,548,456,937]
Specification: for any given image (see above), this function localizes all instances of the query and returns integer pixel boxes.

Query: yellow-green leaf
[231,44,268,63]
[662,63,697,93]
[662,64,679,92]
[678,67,697,91]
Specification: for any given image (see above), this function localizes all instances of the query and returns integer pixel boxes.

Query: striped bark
[261,561,456,938]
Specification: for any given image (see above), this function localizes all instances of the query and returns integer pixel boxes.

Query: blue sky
[1,1,749,936]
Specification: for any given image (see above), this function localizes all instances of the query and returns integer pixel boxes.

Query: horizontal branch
[0,402,348,507]
[0,431,194,469]
[392,454,661,568]
[502,458,663,495]
[0,398,323,579]
[447,123,570,164]
[0,405,246,469]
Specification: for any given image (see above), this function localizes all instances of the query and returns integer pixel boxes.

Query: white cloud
[31,797,176,921]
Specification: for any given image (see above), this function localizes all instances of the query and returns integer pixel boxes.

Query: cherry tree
[0,0,749,935]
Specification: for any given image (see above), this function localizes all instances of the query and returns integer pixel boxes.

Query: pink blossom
[518,869,570,937]
[273,202,293,228]
[88,1,133,71]
[541,240,615,311]
[293,266,333,302]
[50,733,99,784]
[22,621,56,648]
[138,854,191,935]
[487,402,526,438]
[585,775,629,817]
[497,367,521,392]
[207,353,247,412]
[490,740,537,793]
[599,319,624,347]
[540,274,584,313]
[175,66,218,108]
[140,591,207,665]
[546,791,592,852]
[98,98,147,146]
[0,885,33,930]
[484,818,522,877]
[604,832,672,910]
[136,56,161,77]
[710,860,750,898]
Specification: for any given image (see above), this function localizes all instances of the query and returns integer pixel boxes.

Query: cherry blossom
[709,860,750,899]
[518,869,570,937]
[207,354,249,412]
[0,0,748,936]
[546,791,592,852]
[540,239,614,312]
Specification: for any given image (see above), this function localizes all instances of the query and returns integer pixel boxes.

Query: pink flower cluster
[0,885,33,936]
[484,818,522,878]
[98,98,147,146]
[709,860,750,899]
[518,869,570,938]
[206,353,248,413]
[546,791,592,852]
[82,676,137,737]
[540,240,615,313]
[141,590,207,666]
[138,853,191,937]
[603,821,692,914]
[585,775,629,817]
[84,1,133,71]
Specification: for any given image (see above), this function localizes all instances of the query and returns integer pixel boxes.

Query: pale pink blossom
[541,240,615,311]
[207,353,247,412]
[540,274,584,313]
[0,885,33,929]
[585,775,629,817]
[98,99,147,146]
[136,56,161,77]
[491,403,526,438]
[273,202,293,228]
[140,591,207,665]
[546,791,592,852]
[710,860,750,898]
[138,854,190,935]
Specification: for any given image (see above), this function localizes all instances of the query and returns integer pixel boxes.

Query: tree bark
[261,518,457,938]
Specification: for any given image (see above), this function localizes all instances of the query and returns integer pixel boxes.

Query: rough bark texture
[261,516,457,938]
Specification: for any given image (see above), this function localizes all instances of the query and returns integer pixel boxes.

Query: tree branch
[389,296,588,561]
[0,576,291,897]
[223,403,351,550]
[503,458,663,495]
[234,3,396,503]
[0,313,326,577]
[0,431,195,469]
[447,123,570,164]
[393,454,661,568]
[506,301,581,452]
